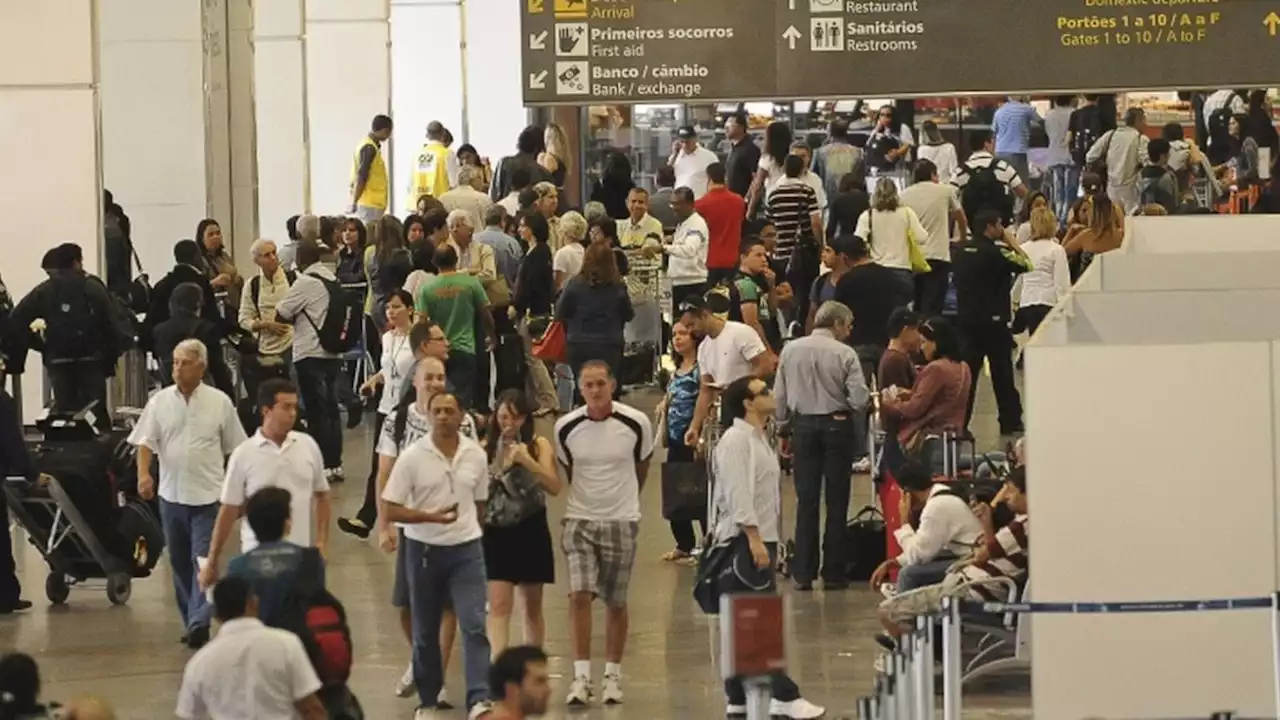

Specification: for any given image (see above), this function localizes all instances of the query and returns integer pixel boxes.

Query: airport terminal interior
[6,0,1280,719]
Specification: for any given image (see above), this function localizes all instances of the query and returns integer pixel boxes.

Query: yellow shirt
[408,141,454,207]
[616,214,664,248]
[350,136,388,210]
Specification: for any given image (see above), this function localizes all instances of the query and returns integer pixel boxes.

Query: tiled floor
[1,379,1030,719]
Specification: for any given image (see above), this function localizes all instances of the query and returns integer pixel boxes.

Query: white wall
[462,0,525,163]
[1066,289,1280,345]
[255,0,308,240]
[1027,340,1278,719]
[98,0,208,278]
[1124,215,1280,254]
[0,1,102,420]
[305,0,390,216]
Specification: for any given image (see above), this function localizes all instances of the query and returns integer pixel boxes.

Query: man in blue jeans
[382,392,493,719]
[275,241,346,482]
[129,338,247,648]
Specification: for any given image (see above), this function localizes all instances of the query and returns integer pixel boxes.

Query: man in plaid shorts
[553,360,654,708]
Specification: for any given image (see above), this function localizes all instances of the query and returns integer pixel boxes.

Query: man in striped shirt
[765,154,822,331]
[875,466,1028,640]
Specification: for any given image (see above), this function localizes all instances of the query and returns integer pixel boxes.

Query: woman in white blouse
[916,120,958,183]
[1013,207,1070,343]
[710,376,826,720]
[746,122,794,217]
[338,288,417,539]
[855,177,926,297]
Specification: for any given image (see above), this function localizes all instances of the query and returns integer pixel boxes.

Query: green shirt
[415,272,487,355]
[734,273,772,321]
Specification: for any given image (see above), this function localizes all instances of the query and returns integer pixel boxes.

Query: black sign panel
[520,0,1280,104]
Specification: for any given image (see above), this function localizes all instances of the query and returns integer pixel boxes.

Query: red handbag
[532,320,567,363]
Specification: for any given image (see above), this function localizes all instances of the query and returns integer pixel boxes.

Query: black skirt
[483,507,555,585]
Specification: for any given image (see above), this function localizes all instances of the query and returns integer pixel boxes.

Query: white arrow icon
[529,31,548,50]
[782,25,802,49]
[529,70,548,90]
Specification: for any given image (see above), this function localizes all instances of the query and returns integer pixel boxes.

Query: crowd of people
[6,90,1270,719]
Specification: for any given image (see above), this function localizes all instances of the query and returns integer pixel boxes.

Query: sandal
[661,548,692,562]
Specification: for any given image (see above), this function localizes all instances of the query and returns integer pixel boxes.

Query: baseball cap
[678,294,709,315]
[677,126,697,140]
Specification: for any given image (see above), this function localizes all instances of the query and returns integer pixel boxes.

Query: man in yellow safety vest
[350,114,394,221]
[407,120,459,210]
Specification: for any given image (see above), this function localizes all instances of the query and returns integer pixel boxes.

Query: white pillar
[226,0,260,272]
[99,0,256,277]
[462,0,527,162]
[391,0,464,215]
[255,0,309,241]
[306,0,391,216]
[0,1,103,421]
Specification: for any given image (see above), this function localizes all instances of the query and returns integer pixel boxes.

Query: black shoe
[823,580,849,591]
[187,625,210,650]
[345,400,364,429]
[1000,424,1025,436]
[179,633,189,644]
[793,580,814,592]
[874,633,897,652]
[337,517,371,539]
[0,599,32,614]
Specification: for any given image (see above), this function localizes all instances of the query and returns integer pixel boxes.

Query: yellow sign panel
[527,0,544,13]
[554,0,587,19]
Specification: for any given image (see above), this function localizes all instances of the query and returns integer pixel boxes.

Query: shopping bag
[661,460,707,520]
[532,320,567,363]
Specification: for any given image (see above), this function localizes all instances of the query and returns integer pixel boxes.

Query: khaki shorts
[879,573,966,624]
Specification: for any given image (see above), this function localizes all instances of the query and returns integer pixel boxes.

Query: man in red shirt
[695,163,745,286]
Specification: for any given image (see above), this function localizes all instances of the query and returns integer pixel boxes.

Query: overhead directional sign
[521,0,1280,105]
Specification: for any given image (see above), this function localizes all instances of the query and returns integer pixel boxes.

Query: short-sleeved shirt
[553,243,585,284]
[226,541,321,628]
[735,273,773,327]
[554,402,654,522]
[697,320,767,388]
[127,384,247,506]
[809,272,839,311]
[382,433,488,546]
[950,151,1024,194]
[415,272,488,355]
[176,617,321,720]
[766,177,820,262]
[221,431,330,552]
[900,181,962,262]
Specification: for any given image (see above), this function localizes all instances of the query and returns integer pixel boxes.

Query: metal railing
[857,594,1280,720]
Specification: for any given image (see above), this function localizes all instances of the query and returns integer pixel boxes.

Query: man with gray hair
[773,300,869,592]
[129,337,248,649]
[440,164,494,220]
[446,209,496,282]
[237,239,296,409]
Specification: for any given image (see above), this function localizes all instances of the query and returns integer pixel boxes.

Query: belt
[796,411,854,420]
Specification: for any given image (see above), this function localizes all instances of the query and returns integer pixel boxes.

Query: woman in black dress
[482,389,561,656]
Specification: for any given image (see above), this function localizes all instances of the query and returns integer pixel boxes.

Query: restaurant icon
[810,0,842,12]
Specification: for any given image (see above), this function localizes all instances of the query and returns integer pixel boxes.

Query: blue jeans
[445,351,479,411]
[791,414,856,584]
[158,499,219,631]
[405,537,490,710]
[1048,164,1081,227]
[897,556,956,593]
[295,357,342,468]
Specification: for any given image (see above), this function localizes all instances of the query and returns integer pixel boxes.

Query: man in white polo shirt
[679,296,773,449]
[383,392,493,720]
[130,338,247,649]
[667,126,720,199]
[553,360,654,708]
[177,576,327,720]
[199,378,332,591]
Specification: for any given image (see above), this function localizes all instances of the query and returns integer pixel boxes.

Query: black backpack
[1207,95,1238,145]
[280,550,354,688]
[1138,167,1178,213]
[960,158,1012,225]
[42,276,106,361]
[1069,109,1102,168]
[302,276,362,354]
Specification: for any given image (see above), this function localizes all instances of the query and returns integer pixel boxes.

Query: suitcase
[492,333,526,396]
[844,506,887,582]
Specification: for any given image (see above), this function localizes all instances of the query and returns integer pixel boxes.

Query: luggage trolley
[3,408,161,606]
[621,248,664,388]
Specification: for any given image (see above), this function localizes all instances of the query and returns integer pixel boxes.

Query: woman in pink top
[880,318,972,474]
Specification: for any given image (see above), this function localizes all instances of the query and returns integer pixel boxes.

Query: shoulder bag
[485,457,546,528]
[691,439,773,615]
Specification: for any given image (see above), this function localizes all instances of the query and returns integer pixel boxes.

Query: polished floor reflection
[1,383,1029,719]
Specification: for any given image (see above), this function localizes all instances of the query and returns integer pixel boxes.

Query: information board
[520,0,1280,104]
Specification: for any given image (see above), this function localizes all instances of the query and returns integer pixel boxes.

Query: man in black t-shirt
[832,235,913,385]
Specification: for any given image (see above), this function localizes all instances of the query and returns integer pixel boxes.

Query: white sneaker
[565,676,592,706]
[880,583,898,600]
[852,456,872,473]
[771,697,827,719]
[467,701,494,719]
[414,707,441,720]
[436,687,453,710]
[395,664,416,698]
[330,466,346,482]
[601,673,623,705]
[726,702,747,717]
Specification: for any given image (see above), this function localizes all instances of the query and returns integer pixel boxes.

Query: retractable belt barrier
[857,593,1280,720]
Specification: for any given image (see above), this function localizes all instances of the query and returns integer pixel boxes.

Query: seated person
[876,466,1029,640]
[869,460,984,594]
[226,487,325,628]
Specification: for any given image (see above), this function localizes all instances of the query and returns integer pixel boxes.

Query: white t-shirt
[1017,238,1071,308]
[697,320,767,388]
[554,402,654,522]
[377,331,416,416]
[221,431,330,552]
[403,270,436,300]
[128,384,247,506]
[917,143,958,184]
[758,155,786,197]
[855,206,927,271]
[673,145,720,199]
[376,403,477,458]
[553,243,585,283]
[800,172,828,212]
[382,433,488,546]
[176,618,321,720]
[899,182,961,262]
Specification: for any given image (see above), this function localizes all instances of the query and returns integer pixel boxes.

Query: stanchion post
[923,614,937,720]
[857,696,872,720]
[883,672,897,720]
[896,644,911,719]
[872,676,884,720]
[744,679,770,720]
[1271,592,1280,718]
[914,616,932,720]
[941,597,962,720]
